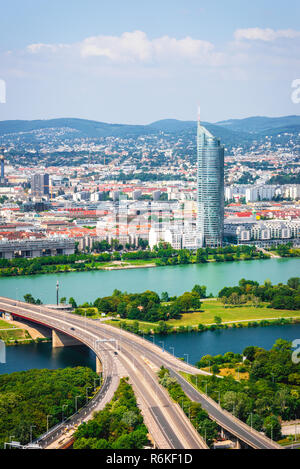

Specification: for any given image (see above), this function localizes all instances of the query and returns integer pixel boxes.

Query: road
[0,297,206,450]
[0,296,281,449]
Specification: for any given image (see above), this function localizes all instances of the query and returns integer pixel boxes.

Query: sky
[0,0,300,124]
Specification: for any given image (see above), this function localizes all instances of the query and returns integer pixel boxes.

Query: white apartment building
[245,186,277,203]
[224,219,300,247]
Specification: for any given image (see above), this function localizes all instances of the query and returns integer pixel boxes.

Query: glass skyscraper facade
[197,120,224,247]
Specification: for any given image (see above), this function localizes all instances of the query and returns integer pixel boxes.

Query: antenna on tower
[197,105,201,124]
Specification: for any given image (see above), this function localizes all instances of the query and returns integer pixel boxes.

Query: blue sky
[0,0,300,123]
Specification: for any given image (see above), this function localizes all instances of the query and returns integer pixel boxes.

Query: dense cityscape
[0,0,300,459]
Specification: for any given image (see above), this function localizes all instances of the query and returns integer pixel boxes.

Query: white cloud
[79,31,152,63]
[235,27,300,42]
[26,30,221,65]
[27,43,70,54]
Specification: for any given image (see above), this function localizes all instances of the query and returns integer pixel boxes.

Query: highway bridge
[0,296,281,450]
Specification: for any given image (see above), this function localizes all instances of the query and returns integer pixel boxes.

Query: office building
[197,113,224,247]
[31,173,50,197]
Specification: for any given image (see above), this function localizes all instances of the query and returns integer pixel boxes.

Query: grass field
[167,300,300,327]
[105,299,300,333]
[0,328,32,344]
[0,319,15,329]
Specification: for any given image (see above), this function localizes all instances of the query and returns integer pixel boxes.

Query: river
[0,343,96,375]
[1,323,300,374]
[0,257,299,374]
[0,257,298,304]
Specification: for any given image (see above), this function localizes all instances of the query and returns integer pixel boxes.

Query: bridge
[0,296,281,450]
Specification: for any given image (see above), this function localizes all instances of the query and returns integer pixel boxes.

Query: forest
[193,339,300,441]
[0,367,98,448]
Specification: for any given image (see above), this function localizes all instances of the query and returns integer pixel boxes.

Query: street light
[94,377,101,391]
[30,425,36,443]
[62,404,68,422]
[86,386,92,404]
[56,280,59,306]
[249,412,253,432]
[184,353,189,364]
[169,346,175,356]
[47,415,52,432]
[159,341,165,352]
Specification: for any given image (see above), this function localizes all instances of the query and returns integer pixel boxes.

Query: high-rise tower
[31,173,50,197]
[197,110,224,247]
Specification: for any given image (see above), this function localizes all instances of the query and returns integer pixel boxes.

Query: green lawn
[105,300,300,332]
[167,300,300,327]
[0,319,15,329]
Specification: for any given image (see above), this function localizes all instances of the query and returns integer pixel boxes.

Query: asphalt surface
[0,297,282,449]
[0,297,206,450]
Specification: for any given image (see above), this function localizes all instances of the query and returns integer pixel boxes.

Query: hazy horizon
[1,0,300,124]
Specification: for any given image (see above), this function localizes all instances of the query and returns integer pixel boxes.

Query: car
[114,351,118,355]
[70,327,75,331]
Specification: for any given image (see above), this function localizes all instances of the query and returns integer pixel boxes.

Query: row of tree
[90,286,205,322]
[73,378,149,449]
[218,277,300,310]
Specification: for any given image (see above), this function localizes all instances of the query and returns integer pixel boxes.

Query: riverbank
[0,317,50,345]
[0,257,298,305]
[104,299,300,335]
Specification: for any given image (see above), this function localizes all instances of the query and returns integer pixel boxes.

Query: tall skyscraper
[31,173,50,197]
[197,111,224,247]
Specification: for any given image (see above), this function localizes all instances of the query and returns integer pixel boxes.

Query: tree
[69,297,77,308]
[287,277,300,290]
[263,415,281,441]
[23,293,35,304]
[156,321,170,335]
[23,293,42,305]
[246,414,263,432]
[243,346,258,362]
[192,285,207,298]
[214,316,222,325]
[161,291,169,302]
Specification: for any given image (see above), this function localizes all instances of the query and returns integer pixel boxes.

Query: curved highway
[0,296,281,450]
[0,297,206,450]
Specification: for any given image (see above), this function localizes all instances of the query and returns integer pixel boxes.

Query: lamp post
[56,280,59,306]
[159,341,165,352]
[62,404,68,422]
[169,346,175,356]
[249,412,253,432]
[86,386,92,404]
[30,425,36,443]
[94,377,101,391]
[184,353,189,365]
[47,415,52,432]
